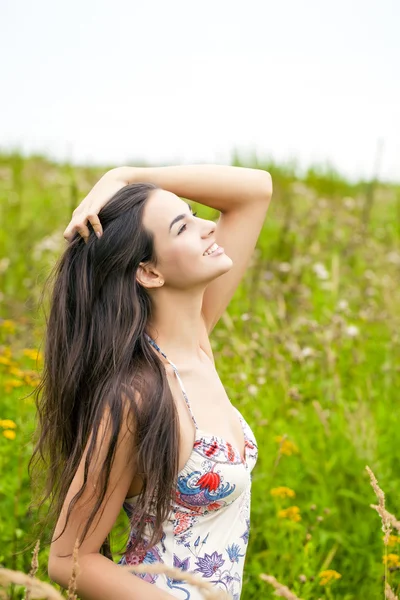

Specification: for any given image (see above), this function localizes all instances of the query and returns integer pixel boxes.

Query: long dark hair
[28,182,181,560]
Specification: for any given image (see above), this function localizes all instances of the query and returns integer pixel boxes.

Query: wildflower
[22,348,43,362]
[23,374,40,387]
[312,262,329,280]
[383,554,400,568]
[277,506,301,522]
[301,346,315,358]
[274,435,299,456]
[8,367,25,378]
[385,535,400,547]
[3,429,16,440]
[270,487,296,499]
[278,262,291,273]
[0,419,17,429]
[337,299,349,311]
[319,570,341,586]
[0,356,12,366]
[4,379,24,393]
[345,325,359,337]
[1,320,16,334]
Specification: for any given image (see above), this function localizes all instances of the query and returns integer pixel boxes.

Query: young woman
[35,164,272,599]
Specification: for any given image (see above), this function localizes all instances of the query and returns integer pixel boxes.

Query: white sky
[1,0,399,183]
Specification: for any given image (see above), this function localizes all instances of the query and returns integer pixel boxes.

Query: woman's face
[139,188,233,290]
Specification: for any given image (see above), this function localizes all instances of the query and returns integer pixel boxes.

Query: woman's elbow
[47,554,69,588]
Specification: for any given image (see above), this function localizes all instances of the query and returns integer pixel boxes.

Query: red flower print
[197,470,221,492]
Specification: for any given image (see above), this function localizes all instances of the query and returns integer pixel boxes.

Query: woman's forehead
[144,189,190,235]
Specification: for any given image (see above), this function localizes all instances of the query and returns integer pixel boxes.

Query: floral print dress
[117,333,259,599]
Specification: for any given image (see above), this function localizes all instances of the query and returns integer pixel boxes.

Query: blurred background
[0,1,399,599]
[1,0,399,181]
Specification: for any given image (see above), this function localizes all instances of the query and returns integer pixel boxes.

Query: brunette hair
[28,182,181,560]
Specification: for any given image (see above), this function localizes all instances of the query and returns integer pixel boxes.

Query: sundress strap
[144,333,199,430]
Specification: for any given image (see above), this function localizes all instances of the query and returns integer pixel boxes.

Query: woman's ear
[136,263,163,289]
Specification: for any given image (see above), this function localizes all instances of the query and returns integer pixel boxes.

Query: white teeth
[203,243,218,256]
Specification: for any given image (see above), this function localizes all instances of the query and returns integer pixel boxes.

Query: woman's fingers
[63,213,103,243]
[63,223,76,242]
[63,172,126,243]
[87,213,103,238]
[75,222,91,244]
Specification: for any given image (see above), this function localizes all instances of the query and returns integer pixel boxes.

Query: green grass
[0,150,400,599]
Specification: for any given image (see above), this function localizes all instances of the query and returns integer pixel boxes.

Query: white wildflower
[337,299,349,311]
[248,385,258,396]
[345,325,359,337]
[301,346,315,358]
[278,262,291,273]
[312,262,329,280]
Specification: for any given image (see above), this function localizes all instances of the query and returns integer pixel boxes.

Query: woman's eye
[178,212,197,235]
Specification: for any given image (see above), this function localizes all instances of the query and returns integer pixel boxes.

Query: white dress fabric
[117,334,259,599]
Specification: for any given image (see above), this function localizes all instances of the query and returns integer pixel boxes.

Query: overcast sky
[1,0,399,182]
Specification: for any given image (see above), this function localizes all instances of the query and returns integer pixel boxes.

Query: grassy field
[0,150,399,599]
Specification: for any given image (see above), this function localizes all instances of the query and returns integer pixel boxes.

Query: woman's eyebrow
[169,203,193,233]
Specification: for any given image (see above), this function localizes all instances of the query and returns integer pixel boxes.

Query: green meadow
[0,150,399,599]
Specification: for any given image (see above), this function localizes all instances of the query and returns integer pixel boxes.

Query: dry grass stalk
[259,573,303,600]
[67,537,80,600]
[366,465,392,544]
[0,568,64,600]
[119,563,232,599]
[370,505,400,535]
[385,582,399,600]
[24,539,40,600]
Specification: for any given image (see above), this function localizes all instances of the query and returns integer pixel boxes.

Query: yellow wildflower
[8,367,25,378]
[0,419,17,429]
[385,535,400,547]
[383,554,400,568]
[270,486,296,499]
[277,506,301,522]
[274,435,299,456]
[3,429,16,440]
[24,375,41,387]
[4,379,24,393]
[1,320,16,334]
[22,348,43,362]
[0,356,12,366]
[319,570,342,586]
[1,346,12,358]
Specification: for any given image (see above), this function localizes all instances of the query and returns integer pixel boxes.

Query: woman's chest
[165,359,246,471]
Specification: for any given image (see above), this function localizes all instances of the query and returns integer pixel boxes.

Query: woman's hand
[63,169,129,244]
